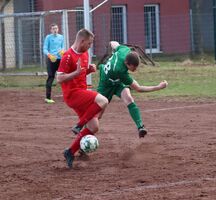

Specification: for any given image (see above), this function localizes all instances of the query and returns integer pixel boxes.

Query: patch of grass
[129,64,216,99]
[1,62,216,101]
[153,52,215,64]
[0,66,47,88]
[0,66,45,73]
[0,75,47,88]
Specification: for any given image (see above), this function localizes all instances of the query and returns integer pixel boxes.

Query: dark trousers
[46,58,61,99]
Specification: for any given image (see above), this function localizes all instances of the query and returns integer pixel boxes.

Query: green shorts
[97,82,126,102]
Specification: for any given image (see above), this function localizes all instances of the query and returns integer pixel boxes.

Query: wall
[35,0,191,55]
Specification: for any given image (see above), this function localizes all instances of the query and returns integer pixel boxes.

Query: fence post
[39,14,45,69]
[62,10,69,50]
[84,0,92,87]
[213,0,216,61]
[148,12,152,58]
[17,18,23,69]
[0,18,6,70]
[189,9,195,55]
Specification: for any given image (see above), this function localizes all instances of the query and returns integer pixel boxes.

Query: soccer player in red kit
[57,29,108,168]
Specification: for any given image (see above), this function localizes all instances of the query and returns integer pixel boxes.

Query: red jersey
[58,47,89,98]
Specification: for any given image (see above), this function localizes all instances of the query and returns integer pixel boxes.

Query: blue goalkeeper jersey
[43,34,64,59]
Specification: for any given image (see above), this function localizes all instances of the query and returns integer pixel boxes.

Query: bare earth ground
[0,89,216,200]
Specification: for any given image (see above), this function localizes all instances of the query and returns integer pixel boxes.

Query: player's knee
[88,124,99,133]
[93,126,99,133]
[121,88,134,104]
[96,94,108,108]
[102,96,108,107]
[128,96,134,104]
[123,95,134,105]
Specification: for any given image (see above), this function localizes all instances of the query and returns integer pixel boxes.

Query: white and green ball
[80,135,99,153]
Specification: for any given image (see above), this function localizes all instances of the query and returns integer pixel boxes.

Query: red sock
[77,103,102,127]
[70,128,93,155]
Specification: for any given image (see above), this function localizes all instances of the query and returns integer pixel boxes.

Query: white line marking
[133,177,216,190]
[73,177,216,198]
[144,103,216,113]
[4,103,215,121]
[103,103,216,115]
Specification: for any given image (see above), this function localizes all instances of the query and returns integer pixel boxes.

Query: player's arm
[58,35,65,57]
[61,35,64,50]
[56,71,80,83]
[57,58,83,84]
[43,35,57,62]
[130,79,168,92]
[43,36,49,55]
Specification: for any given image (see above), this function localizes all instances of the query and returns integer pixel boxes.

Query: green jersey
[99,45,133,86]
[97,45,134,101]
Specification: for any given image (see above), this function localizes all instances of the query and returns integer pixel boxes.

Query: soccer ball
[80,135,99,153]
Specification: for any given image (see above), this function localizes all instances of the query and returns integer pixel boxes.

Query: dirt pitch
[0,89,216,200]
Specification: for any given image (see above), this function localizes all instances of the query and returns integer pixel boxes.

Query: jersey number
[104,61,111,74]
[103,53,117,74]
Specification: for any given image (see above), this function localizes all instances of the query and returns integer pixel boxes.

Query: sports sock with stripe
[70,128,93,155]
[127,102,144,129]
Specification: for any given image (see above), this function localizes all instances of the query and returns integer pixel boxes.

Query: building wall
[128,0,190,53]
[35,0,190,55]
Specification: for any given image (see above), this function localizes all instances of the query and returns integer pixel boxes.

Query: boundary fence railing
[0,9,214,70]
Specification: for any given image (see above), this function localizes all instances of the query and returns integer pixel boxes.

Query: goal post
[83,0,109,88]
[83,0,92,88]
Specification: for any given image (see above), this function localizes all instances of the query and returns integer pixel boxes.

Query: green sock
[127,102,143,129]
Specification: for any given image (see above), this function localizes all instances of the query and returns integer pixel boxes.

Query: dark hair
[49,23,58,29]
[77,28,94,39]
[125,51,140,66]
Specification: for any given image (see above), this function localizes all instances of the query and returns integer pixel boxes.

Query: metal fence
[0,9,214,70]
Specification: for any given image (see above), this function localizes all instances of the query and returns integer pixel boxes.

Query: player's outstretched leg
[72,95,108,135]
[72,102,101,134]
[127,102,148,138]
[71,124,83,135]
[138,126,148,138]
[63,148,74,169]
[64,128,93,168]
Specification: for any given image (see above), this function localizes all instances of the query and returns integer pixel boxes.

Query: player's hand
[48,54,57,62]
[59,50,65,57]
[109,41,120,50]
[88,64,97,73]
[159,80,168,89]
[75,58,83,75]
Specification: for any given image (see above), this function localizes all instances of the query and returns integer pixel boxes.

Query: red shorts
[64,89,98,118]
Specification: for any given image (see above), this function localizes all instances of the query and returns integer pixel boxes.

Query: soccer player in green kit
[97,41,168,138]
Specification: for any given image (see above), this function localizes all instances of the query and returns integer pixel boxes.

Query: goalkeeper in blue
[97,41,168,138]
[43,23,65,104]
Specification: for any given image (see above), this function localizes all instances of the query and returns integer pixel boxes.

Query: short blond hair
[76,28,94,40]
